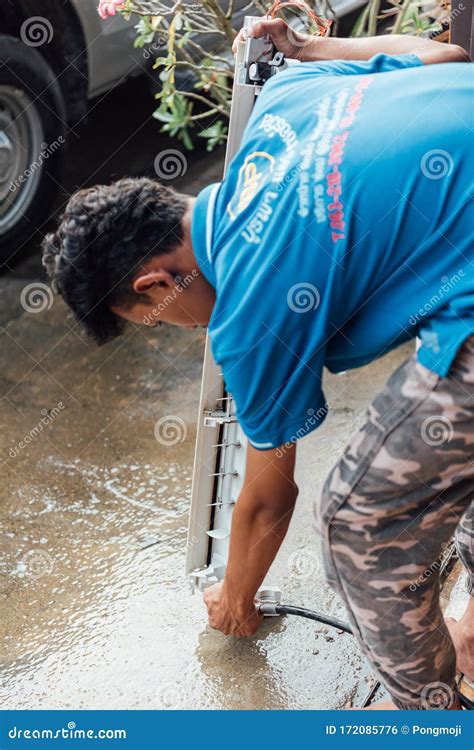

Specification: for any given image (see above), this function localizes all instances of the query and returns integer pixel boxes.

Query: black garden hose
[257,601,353,634]
[258,602,472,709]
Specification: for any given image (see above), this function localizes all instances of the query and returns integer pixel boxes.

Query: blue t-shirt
[191,54,473,449]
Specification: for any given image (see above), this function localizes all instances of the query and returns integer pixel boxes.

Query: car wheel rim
[0,85,45,236]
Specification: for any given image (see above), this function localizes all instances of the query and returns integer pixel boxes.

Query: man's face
[110,266,216,331]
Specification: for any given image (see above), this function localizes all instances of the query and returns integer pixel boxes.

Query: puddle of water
[1,306,409,709]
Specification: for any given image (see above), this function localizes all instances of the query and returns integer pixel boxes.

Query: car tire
[0,34,67,266]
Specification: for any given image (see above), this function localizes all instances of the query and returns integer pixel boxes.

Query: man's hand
[204,443,298,637]
[232,17,469,65]
[232,18,314,61]
[204,581,262,637]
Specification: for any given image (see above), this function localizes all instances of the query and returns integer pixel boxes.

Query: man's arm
[204,442,298,636]
[236,18,470,65]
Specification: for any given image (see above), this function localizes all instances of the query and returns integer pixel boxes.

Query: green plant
[114,0,332,150]
[351,0,452,39]
[114,0,451,150]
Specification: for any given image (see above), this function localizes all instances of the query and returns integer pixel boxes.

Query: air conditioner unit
[185,17,299,603]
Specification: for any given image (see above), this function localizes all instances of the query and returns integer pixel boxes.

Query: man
[43,22,473,709]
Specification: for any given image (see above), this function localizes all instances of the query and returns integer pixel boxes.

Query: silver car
[0,2,152,261]
[0,0,365,262]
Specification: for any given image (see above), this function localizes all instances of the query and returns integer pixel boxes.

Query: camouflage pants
[316,336,474,710]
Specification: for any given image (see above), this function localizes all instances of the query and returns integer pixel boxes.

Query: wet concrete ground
[1,285,409,709]
[0,75,418,710]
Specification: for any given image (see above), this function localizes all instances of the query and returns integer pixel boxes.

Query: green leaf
[150,16,163,31]
[133,17,158,45]
[153,109,174,123]
[135,18,151,35]
[153,56,170,69]
[350,3,370,37]
[127,0,235,151]
[181,129,194,151]
[199,120,228,151]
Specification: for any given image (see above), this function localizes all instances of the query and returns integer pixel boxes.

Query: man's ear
[132,270,175,295]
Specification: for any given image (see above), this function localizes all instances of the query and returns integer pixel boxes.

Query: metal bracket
[256,586,282,614]
[186,16,299,600]
[248,50,286,85]
[203,410,238,428]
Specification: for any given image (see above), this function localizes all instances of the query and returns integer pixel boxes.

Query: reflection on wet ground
[0,77,406,709]
[1,291,407,707]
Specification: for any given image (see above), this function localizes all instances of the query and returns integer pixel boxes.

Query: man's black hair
[42,177,188,344]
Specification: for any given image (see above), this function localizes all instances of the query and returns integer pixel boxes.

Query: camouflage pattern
[456,506,474,596]
[315,336,474,710]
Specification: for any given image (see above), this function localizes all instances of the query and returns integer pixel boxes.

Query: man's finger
[238,614,261,637]
[247,18,287,40]
[232,18,288,56]
[208,617,229,635]
[231,28,247,55]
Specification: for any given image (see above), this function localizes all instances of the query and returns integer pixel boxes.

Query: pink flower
[98,0,125,20]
